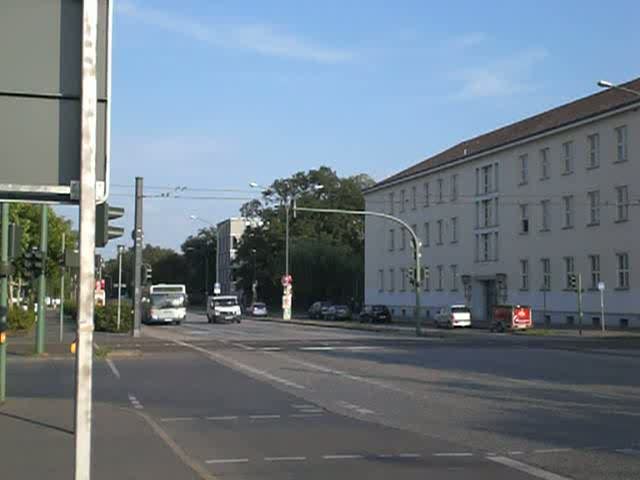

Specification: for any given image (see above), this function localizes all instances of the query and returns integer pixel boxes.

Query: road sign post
[36,205,48,354]
[133,177,144,338]
[117,245,124,331]
[577,273,583,336]
[598,281,606,333]
[0,203,9,403]
[60,232,66,343]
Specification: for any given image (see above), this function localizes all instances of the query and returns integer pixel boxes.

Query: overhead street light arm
[597,79,640,97]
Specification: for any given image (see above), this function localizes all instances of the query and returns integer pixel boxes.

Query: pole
[204,247,209,296]
[543,288,547,327]
[75,0,98,477]
[36,205,48,354]
[577,273,583,336]
[600,287,605,334]
[1,203,9,403]
[117,248,123,331]
[413,238,423,336]
[283,198,291,320]
[59,232,65,343]
[133,177,144,338]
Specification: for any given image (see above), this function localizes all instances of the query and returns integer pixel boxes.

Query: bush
[8,306,36,332]
[94,302,133,333]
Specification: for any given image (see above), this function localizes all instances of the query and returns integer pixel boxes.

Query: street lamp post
[116,245,124,331]
[597,80,640,97]
[294,205,424,337]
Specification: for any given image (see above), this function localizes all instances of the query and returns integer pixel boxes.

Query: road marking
[337,401,375,415]
[323,454,363,460]
[106,358,120,379]
[174,340,306,390]
[260,347,282,351]
[398,453,422,458]
[264,456,306,462]
[509,451,525,455]
[299,408,324,413]
[206,458,249,465]
[205,416,238,421]
[231,343,255,351]
[487,456,573,480]
[249,414,281,419]
[533,448,572,454]
[434,452,473,457]
[292,404,317,409]
[128,394,143,410]
[290,413,324,418]
[300,346,335,351]
[160,417,196,422]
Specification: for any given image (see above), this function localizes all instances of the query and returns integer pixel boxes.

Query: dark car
[359,305,392,324]
[308,301,332,319]
[327,305,351,321]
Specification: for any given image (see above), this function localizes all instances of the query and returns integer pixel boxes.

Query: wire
[111,183,255,193]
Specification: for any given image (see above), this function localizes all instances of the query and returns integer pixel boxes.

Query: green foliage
[7,306,36,332]
[63,301,78,320]
[94,302,133,333]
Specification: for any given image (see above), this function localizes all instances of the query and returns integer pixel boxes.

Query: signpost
[282,275,292,320]
[598,281,606,333]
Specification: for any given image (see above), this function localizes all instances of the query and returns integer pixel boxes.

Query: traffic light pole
[577,273,583,336]
[36,205,48,355]
[1,203,9,403]
[59,232,65,343]
[133,176,144,338]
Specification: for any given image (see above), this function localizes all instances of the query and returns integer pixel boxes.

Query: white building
[364,78,640,328]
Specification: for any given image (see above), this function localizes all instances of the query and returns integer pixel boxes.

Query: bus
[143,284,187,325]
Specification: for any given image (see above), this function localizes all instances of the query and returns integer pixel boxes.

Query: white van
[435,304,472,328]
[207,295,242,324]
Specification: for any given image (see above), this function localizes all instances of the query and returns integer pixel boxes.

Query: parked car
[308,301,332,319]
[326,305,351,321]
[490,305,533,332]
[249,302,268,317]
[359,305,392,324]
[435,305,472,328]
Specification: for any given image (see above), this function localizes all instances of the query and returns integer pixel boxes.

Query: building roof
[368,77,640,192]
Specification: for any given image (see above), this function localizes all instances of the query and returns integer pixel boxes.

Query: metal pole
[283,199,291,320]
[1,203,9,403]
[577,273,583,336]
[59,232,65,343]
[413,238,423,336]
[543,288,547,327]
[117,247,123,331]
[204,247,209,296]
[36,205,48,354]
[133,177,144,338]
[75,1,98,477]
[600,288,605,334]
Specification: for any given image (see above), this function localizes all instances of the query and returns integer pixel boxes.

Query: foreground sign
[0,0,112,203]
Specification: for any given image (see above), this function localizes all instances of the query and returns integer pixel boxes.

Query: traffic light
[568,274,577,290]
[143,264,152,284]
[23,247,45,277]
[407,267,415,286]
[96,203,125,248]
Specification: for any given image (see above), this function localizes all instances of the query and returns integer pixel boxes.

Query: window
[562,195,574,228]
[450,265,458,291]
[520,259,529,290]
[588,190,600,225]
[494,232,499,261]
[437,178,444,203]
[519,154,528,184]
[378,269,384,292]
[616,185,629,222]
[479,164,494,193]
[423,222,430,247]
[616,253,630,289]
[520,204,529,234]
[540,148,550,179]
[399,189,406,212]
[562,141,574,173]
[589,255,600,289]
[564,256,575,289]
[481,199,493,227]
[388,268,395,292]
[450,174,458,201]
[541,258,551,290]
[587,133,600,168]
[388,229,395,251]
[451,217,458,243]
[400,268,407,291]
[400,228,406,251]
[388,192,395,215]
[436,265,443,291]
[423,182,430,207]
[477,233,492,262]
[615,125,628,162]
[541,200,550,231]
[437,220,444,245]
[411,186,417,210]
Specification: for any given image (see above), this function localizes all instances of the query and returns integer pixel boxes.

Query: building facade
[364,78,640,328]
[216,218,251,297]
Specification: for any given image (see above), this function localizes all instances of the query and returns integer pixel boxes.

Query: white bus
[144,284,187,325]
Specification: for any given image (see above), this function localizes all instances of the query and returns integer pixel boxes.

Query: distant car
[359,305,392,324]
[308,301,332,319]
[435,305,472,328]
[250,302,268,317]
[326,305,351,321]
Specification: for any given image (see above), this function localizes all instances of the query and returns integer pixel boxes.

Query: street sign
[281,275,292,287]
[597,281,605,292]
[214,282,221,295]
[0,0,112,203]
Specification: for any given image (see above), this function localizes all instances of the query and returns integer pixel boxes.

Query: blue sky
[74,0,639,257]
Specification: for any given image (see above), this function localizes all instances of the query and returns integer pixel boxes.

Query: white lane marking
[487,456,573,480]
[292,404,317,409]
[206,458,249,465]
[616,448,640,455]
[160,417,196,422]
[249,414,281,419]
[127,394,144,410]
[231,343,255,351]
[533,448,572,454]
[290,413,324,418]
[205,416,238,421]
[264,456,306,462]
[398,453,422,458]
[174,340,306,390]
[343,346,377,351]
[509,451,525,455]
[260,347,282,351]
[299,408,324,413]
[300,346,335,351]
[434,452,473,457]
[337,401,375,415]
[106,358,121,379]
[323,454,363,460]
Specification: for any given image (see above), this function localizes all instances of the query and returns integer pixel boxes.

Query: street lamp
[116,244,125,331]
[597,79,640,97]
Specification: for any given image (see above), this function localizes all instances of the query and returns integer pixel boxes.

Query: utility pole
[132,176,144,338]
[598,281,606,334]
[59,232,65,343]
[1,203,9,403]
[577,273,583,336]
[117,245,124,331]
[283,198,291,320]
[36,205,48,354]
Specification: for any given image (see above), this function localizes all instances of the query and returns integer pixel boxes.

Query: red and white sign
[281,275,293,287]
[513,306,532,326]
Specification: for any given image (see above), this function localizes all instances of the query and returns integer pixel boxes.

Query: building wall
[365,106,640,327]
[217,218,249,296]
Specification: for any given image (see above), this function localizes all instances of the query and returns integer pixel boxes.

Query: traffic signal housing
[23,247,45,277]
[143,264,153,284]
[568,274,578,290]
[96,203,125,248]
